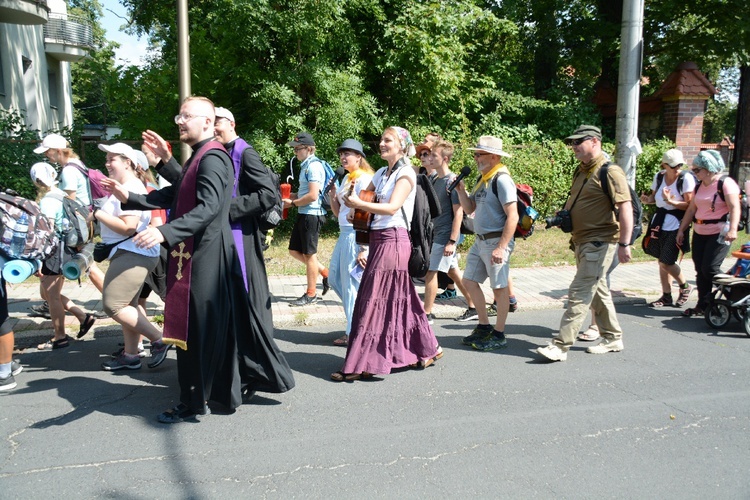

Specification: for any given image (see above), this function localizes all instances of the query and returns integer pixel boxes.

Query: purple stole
[228,138,249,291]
[163,140,227,350]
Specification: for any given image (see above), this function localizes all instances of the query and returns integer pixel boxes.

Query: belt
[694,215,728,224]
[476,231,504,241]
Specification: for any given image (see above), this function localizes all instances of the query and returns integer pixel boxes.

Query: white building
[0,0,92,133]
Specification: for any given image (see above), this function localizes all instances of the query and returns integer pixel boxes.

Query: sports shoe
[11,359,23,376]
[147,341,172,368]
[536,343,568,362]
[472,335,508,351]
[0,373,16,392]
[102,353,142,371]
[30,302,49,314]
[455,308,478,322]
[586,338,624,354]
[111,346,147,358]
[462,326,493,346]
[487,303,497,317]
[290,293,319,306]
[322,277,330,296]
[437,288,457,299]
[509,298,518,312]
[426,313,436,325]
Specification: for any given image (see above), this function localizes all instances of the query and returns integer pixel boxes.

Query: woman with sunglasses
[676,150,740,317]
[332,127,442,381]
[639,149,695,308]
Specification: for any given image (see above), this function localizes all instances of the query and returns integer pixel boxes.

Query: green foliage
[0,110,41,198]
[703,99,738,143]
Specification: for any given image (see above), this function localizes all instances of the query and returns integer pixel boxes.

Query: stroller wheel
[734,308,745,323]
[744,312,750,338]
[705,300,732,329]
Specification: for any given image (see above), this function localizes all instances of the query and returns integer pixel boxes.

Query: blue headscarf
[693,150,725,173]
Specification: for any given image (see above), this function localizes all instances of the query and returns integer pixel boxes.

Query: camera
[545,209,573,233]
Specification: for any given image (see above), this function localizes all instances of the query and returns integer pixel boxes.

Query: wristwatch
[291,199,296,207]
[448,238,456,244]
[618,242,629,248]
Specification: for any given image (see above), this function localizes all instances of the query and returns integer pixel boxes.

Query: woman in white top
[92,143,171,371]
[31,162,94,350]
[327,139,374,346]
[639,149,695,308]
[333,127,441,381]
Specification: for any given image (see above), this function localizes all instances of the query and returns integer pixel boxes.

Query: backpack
[403,171,442,278]
[48,191,92,250]
[258,167,283,231]
[600,162,643,245]
[0,191,58,261]
[655,169,692,196]
[492,172,539,239]
[305,158,337,213]
[67,160,108,207]
[696,175,748,231]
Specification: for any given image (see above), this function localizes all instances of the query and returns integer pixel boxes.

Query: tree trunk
[731,64,750,180]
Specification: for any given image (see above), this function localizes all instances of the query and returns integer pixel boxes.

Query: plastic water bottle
[10,212,29,256]
[717,221,731,245]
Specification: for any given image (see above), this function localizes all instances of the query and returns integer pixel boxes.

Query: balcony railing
[43,13,94,50]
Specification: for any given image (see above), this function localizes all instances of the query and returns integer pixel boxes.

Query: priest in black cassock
[105,96,244,423]
[214,106,295,398]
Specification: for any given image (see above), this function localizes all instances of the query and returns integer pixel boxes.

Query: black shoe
[289,293,319,306]
[147,341,172,368]
[241,387,257,404]
[322,277,330,296]
[157,403,210,424]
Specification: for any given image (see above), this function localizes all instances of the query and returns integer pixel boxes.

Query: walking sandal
[648,294,673,308]
[675,284,694,307]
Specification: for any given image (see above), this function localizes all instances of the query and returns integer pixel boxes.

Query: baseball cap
[215,107,235,122]
[98,143,140,169]
[33,133,68,154]
[287,132,316,147]
[662,149,684,167]
[565,125,602,143]
[30,162,58,187]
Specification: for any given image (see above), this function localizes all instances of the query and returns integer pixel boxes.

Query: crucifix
[171,242,191,280]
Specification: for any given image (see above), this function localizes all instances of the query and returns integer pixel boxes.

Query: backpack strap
[66,161,94,208]
[599,162,615,210]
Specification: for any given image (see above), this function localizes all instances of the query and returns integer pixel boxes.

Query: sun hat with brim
[336,138,366,158]
[215,107,235,122]
[287,132,316,147]
[468,136,512,158]
[98,143,140,169]
[662,148,684,167]
[30,162,58,187]
[565,125,602,143]
[33,133,68,154]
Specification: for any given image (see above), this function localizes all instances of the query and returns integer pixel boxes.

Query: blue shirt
[298,155,326,216]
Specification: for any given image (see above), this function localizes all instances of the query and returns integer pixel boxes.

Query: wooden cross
[170,242,191,281]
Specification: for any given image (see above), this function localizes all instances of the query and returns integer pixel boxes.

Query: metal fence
[43,13,94,49]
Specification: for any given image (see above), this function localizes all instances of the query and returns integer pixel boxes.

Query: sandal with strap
[330,371,373,382]
[681,307,703,317]
[675,284,694,307]
[37,335,72,350]
[648,295,673,308]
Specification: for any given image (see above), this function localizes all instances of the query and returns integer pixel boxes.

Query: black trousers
[691,231,731,309]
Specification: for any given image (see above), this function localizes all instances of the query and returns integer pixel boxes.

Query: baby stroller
[704,243,750,337]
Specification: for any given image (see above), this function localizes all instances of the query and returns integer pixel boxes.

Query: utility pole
[615,0,645,188]
[177,0,191,163]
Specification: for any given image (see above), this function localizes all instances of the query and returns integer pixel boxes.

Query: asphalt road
[2,304,749,498]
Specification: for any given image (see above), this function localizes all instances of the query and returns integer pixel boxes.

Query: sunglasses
[473,151,490,157]
[419,151,430,158]
[569,136,592,146]
[691,168,703,174]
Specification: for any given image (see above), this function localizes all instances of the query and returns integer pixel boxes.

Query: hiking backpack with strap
[0,191,58,261]
[694,175,748,231]
[305,158,337,213]
[67,160,108,206]
[402,169,442,278]
[491,172,539,239]
[48,191,92,250]
[228,140,283,232]
[600,162,643,245]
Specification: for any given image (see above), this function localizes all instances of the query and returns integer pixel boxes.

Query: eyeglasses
[294,146,309,153]
[570,136,592,146]
[174,113,207,124]
[473,151,490,158]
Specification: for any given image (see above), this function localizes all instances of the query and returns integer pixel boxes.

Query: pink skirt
[341,227,440,375]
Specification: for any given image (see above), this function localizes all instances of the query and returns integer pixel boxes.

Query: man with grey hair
[454,135,518,351]
[536,125,633,362]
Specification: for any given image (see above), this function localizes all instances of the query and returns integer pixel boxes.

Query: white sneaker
[586,338,624,354]
[536,343,567,362]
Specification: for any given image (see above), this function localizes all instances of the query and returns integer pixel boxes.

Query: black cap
[287,132,316,147]
[336,138,366,158]
[565,125,602,143]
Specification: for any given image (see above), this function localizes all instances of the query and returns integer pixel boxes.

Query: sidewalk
[7,257,725,341]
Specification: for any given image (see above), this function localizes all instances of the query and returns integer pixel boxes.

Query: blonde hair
[434,140,454,161]
[358,156,374,175]
[34,180,51,202]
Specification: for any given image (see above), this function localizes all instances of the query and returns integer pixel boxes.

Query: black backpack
[402,170,442,278]
[695,175,748,231]
[600,162,643,245]
[258,167,283,232]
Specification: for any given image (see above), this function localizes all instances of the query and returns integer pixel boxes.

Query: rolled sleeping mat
[62,243,95,280]
[2,258,41,283]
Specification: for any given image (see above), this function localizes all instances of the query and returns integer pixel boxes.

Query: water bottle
[0,225,13,248]
[10,212,29,256]
[717,221,731,246]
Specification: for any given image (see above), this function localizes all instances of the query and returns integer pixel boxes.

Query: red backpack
[492,172,538,239]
